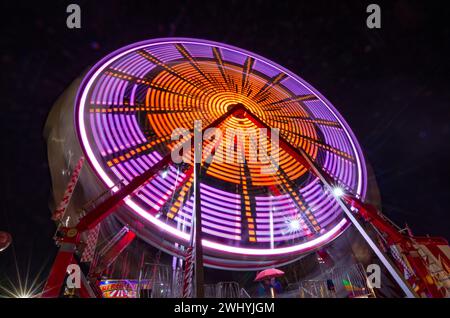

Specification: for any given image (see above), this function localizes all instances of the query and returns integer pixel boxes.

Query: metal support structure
[44,102,422,298]
[193,120,205,298]
[238,103,418,298]
[41,241,77,298]
[76,103,243,233]
[79,270,97,298]
[76,157,172,232]
[43,105,243,298]
[344,197,446,297]
[91,229,136,277]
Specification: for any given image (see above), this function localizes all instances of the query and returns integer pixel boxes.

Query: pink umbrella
[254,268,284,281]
[255,268,285,298]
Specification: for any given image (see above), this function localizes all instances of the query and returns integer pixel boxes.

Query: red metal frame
[43,103,448,298]
[42,104,244,298]
[41,242,77,298]
[91,230,136,278]
[342,194,447,298]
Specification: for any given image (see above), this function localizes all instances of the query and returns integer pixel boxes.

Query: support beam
[193,120,205,298]
[92,230,136,277]
[43,104,244,298]
[76,103,244,233]
[344,196,446,298]
[76,157,171,232]
[239,103,338,186]
[238,103,418,298]
[41,242,77,298]
[79,270,97,298]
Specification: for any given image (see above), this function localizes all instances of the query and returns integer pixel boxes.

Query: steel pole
[239,103,418,298]
[193,119,205,298]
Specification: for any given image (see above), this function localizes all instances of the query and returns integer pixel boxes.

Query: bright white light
[332,187,345,197]
[289,219,301,231]
[161,169,169,179]
[0,259,44,299]
[1,284,41,299]
[282,216,304,235]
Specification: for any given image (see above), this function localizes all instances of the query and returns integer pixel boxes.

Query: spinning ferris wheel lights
[332,187,345,198]
[42,38,370,295]
[286,218,302,233]
[42,38,449,298]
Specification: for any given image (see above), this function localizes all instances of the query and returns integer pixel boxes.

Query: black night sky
[1,0,449,292]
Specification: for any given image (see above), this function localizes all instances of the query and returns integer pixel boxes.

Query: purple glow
[75,38,367,263]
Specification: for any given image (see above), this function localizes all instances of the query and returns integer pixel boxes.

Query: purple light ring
[74,38,363,258]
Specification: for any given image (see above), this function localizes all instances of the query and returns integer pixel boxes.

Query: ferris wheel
[41,38,448,299]
[74,38,368,269]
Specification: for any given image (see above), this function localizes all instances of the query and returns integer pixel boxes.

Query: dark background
[1,0,449,293]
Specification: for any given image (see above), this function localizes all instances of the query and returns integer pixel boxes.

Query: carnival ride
[42,38,449,298]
